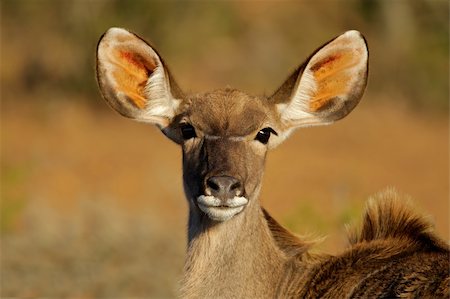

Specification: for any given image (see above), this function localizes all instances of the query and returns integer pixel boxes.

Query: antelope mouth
[197,195,248,222]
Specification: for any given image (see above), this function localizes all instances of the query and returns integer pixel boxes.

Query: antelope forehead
[192,103,268,136]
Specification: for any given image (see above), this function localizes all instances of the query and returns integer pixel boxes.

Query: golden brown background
[2,1,449,298]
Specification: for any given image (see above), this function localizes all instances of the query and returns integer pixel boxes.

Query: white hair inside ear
[96,27,180,127]
[277,30,368,128]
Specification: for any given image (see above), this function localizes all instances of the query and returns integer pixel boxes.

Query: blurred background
[1,0,448,297]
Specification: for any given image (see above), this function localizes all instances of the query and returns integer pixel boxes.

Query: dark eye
[180,123,197,140]
[255,127,277,144]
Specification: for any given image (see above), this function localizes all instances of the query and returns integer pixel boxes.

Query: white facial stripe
[204,135,247,142]
[228,136,246,142]
[197,195,249,222]
[204,135,220,140]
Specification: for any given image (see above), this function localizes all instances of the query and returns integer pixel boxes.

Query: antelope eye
[255,127,277,144]
[180,123,197,140]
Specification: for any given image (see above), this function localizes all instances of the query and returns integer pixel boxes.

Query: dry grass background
[1,1,449,298]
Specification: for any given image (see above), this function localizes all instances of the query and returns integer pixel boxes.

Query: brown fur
[180,186,450,298]
[275,190,449,298]
[96,28,449,298]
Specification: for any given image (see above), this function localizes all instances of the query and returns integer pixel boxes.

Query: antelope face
[96,28,368,223]
[178,90,281,221]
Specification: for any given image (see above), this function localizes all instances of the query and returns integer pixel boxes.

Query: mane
[348,189,449,253]
[262,208,317,258]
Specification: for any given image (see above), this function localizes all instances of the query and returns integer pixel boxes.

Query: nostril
[207,178,220,191]
[205,176,243,198]
[230,181,241,191]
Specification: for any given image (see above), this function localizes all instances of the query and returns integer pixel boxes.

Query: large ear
[271,30,368,128]
[96,27,183,128]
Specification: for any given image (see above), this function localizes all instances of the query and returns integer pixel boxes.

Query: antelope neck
[182,197,286,298]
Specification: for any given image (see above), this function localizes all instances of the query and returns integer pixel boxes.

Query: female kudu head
[96,28,368,223]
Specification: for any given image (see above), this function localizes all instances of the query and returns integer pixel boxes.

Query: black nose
[206,176,243,199]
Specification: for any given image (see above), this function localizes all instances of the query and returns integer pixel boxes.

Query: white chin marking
[197,195,248,222]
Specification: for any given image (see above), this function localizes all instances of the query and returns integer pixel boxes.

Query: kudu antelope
[96,28,449,298]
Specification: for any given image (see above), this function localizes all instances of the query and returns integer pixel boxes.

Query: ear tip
[105,27,130,36]
[343,30,363,38]
[97,27,136,57]
[99,27,133,44]
[342,30,368,49]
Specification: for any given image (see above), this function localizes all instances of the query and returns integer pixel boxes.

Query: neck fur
[180,198,287,298]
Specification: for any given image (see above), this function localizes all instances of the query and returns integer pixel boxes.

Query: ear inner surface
[309,51,356,112]
[96,27,180,127]
[277,30,368,128]
[112,49,157,109]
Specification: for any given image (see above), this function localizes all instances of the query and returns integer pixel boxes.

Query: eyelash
[255,127,277,144]
[180,123,197,140]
